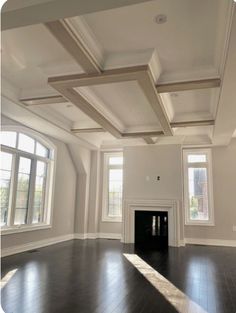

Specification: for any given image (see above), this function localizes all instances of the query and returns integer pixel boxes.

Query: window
[102,153,123,222]
[0,127,55,234]
[183,149,214,225]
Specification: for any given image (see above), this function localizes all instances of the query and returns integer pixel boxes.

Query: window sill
[1,224,52,235]
[185,221,215,227]
[102,217,122,223]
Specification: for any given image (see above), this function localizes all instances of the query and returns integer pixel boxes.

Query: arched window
[0,126,56,233]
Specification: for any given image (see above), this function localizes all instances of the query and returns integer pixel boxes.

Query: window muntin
[183,149,214,225]
[0,128,55,232]
[0,151,13,226]
[103,153,123,222]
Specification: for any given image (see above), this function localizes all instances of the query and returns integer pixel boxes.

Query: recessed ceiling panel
[167,88,219,121]
[2,24,83,90]
[78,81,162,130]
[83,0,230,78]
[48,102,99,128]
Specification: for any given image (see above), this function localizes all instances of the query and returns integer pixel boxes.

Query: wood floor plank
[1,240,236,313]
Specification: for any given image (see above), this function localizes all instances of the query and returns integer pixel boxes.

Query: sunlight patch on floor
[1,269,18,289]
[123,254,207,313]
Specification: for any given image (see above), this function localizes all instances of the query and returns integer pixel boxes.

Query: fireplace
[123,199,180,246]
[135,211,168,249]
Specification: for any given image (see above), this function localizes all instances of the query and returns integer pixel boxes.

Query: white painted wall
[1,115,235,248]
[123,145,184,240]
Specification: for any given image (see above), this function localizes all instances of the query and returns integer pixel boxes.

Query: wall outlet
[233,225,236,232]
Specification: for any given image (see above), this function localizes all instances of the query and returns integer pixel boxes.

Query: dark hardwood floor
[1,239,236,313]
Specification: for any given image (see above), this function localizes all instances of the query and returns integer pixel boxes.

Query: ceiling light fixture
[155,14,167,24]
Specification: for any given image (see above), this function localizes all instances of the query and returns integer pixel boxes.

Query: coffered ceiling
[1,0,236,149]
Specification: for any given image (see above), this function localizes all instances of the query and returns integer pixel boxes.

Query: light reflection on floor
[1,269,18,289]
[124,254,208,313]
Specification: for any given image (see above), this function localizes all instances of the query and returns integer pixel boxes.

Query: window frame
[102,152,123,223]
[183,148,214,226]
[1,125,56,235]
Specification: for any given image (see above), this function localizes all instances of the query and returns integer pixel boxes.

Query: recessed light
[155,14,167,24]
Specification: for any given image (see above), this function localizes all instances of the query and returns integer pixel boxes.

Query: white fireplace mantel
[122,199,180,247]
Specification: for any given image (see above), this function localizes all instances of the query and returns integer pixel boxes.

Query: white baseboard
[185,238,236,247]
[99,233,122,240]
[1,234,74,257]
[178,240,186,247]
[74,232,122,240]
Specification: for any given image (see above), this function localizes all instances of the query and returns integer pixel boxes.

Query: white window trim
[1,125,57,235]
[102,152,123,223]
[183,148,214,226]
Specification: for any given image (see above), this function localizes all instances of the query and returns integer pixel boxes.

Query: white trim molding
[185,238,236,247]
[123,199,181,247]
[102,152,123,223]
[1,234,74,257]
[74,233,122,240]
[183,148,215,226]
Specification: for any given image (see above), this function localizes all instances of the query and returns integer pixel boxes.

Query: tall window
[0,127,55,233]
[102,153,123,222]
[183,149,214,225]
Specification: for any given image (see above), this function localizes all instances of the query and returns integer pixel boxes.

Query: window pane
[32,161,47,224]
[188,154,207,163]
[108,169,123,217]
[188,167,209,221]
[36,142,49,158]
[0,152,13,226]
[0,131,17,148]
[18,133,35,153]
[109,156,123,165]
[14,157,32,225]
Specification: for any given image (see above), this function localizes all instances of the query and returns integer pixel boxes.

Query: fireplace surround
[123,199,181,246]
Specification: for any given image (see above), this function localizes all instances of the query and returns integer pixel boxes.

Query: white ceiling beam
[52,86,122,139]
[71,128,105,133]
[122,131,163,138]
[171,120,215,128]
[20,95,67,106]
[138,69,173,136]
[156,78,221,93]
[2,0,153,31]
[2,95,97,150]
[142,137,155,144]
[48,65,148,88]
[49,65,173,137]
[45,20,101,73]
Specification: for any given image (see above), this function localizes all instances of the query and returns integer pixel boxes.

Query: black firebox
[135,211,168,250]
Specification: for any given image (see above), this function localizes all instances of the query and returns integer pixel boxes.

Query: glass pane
[14,209,27,225]
[188,167,209,221]
[0,152,13,226]
[36,142,49,158]
[18,133,35,153]
[32,161,47,224]
[188,154,207,163]
[18,157,31,174]
[36,161,46,176]
[14,157,31,225]
[0,131,17,148]
[108,169,123,217]
[109,156,123,165]
[0,151,13,170]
